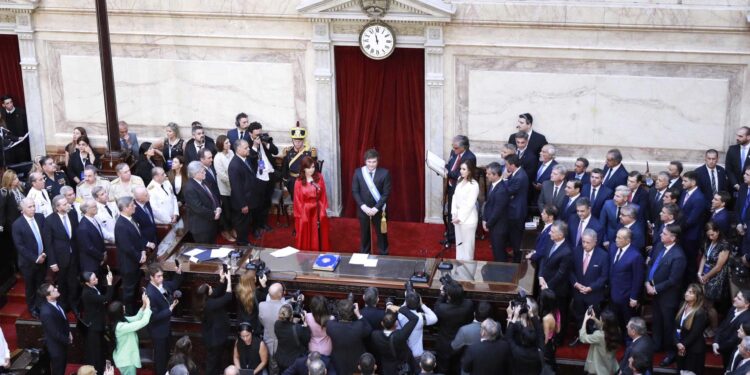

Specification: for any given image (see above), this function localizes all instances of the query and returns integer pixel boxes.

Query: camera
[439,273,454,286]
[260,133,273,144]
[245,259,270,279]
[510,289,528,316]
[286,289,304,318]
[405,280,415,294]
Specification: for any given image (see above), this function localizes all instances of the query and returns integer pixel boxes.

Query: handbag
[388,334,412,375]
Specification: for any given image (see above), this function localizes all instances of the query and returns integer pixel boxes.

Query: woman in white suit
[451,160,479,260]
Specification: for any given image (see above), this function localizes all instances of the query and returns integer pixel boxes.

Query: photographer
[579,309,620,375]
[274,304,312,373]
[248,121,279,238]
[371,304,420,375]
[399,288,438,361]
[80,269,114,374]
[433,275,473,374]
[505,304,543,374]
[259,283,289,358]
[195,268,233,375]
[327,299,372,375]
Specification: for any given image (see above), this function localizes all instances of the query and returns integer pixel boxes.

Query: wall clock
[359,21,396,60]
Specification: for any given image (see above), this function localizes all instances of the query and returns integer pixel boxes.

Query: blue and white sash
[362,166,386,211]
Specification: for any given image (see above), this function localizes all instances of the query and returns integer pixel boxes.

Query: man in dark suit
[559,179,582,223]
[710,191,733,235]
[626,171,649,222]
[115,196,147,315]
[538,220,573,343]
[1,95,30,164]
[617,205,646,252]
[361,287,385,334]
[248,121,279,237]
[582,168,614,219]
[442,135,476,246]
[43,195,80,314]
[600,186,640,249]
[227,112,252,151]
[653,202,680,248]
[145,263,183,375]
[513,131,540,206]
[228,140,258,246]
[726,126,750,193]
[618,317,654,375]
[667,160,685,198]
[528,204,558,294]
[37,283,72,375]
[80,270,114,373]
[77,199,106,274]
[13,198,47,316]
[647,171,670,228]
[433,281,474,374]
[482,163,510,262]
[352,149,391,255]
[184,161,221,243]
[602,149,628,190]
[696,149,728,200]
[370,305,419,375]
[461,319,510,374]
[132,186,158,248]
[568,229,609,346]
[566,157,591,186]
[183,124,217,164]
[679,171,708,283]
[326,299,373,375]
[567,198,604,250]
[711,290,750,368]
[645,224,687,366]
[609,228,645,343]
[500,155,529,262]
[507,112,547,158]
[532,144,558,194]
[199,148,221,200]
[728,337,750,375]
[537,165,567,213]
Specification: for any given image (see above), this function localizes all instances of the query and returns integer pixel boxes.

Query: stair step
[0,303,26,324]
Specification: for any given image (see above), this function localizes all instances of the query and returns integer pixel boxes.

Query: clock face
[359,23,395,60]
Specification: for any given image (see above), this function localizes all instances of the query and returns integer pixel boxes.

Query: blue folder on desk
[313,254,340,271]
[185,248,219,262]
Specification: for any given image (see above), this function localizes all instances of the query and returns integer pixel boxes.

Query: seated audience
[233,323,268,374]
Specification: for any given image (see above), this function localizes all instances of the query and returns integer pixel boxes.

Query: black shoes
[659,356,675,367]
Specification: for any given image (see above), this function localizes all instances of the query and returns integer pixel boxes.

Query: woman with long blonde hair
[0,169,25,272]
[675,283,708,374]
[235,271,268,333]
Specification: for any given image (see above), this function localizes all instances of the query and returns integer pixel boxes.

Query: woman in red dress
[294,156,330,251]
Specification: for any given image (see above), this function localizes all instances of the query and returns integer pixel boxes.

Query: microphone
[172,290,183,300]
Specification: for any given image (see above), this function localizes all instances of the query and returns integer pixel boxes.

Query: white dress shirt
[147,180,178,224]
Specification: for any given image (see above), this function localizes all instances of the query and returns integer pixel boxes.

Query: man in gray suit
[118,121,140,157]
[258,283,287,356]
[451,301,493,375]
[538,164,568,213]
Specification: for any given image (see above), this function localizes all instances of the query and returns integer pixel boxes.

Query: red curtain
[0,35,25,108]
[335,46,425,222]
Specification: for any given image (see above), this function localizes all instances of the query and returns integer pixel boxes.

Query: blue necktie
[742,147,748,172]
[743,189,750,221]
[30,219,43,255]
[648,248,665,282]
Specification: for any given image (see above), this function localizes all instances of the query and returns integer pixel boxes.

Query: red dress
[293,175,330,251]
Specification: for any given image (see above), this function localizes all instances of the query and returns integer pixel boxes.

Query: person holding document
[294,156,330,251]
[352,149,391,255]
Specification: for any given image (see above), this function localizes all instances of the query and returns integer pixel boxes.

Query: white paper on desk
[184,249,204,257]
[426,151,447,178]
[271,246,299,258]
[349,253,369,265]
[189,256,199,263]
[211,247,234,259]
[363,258,378,267]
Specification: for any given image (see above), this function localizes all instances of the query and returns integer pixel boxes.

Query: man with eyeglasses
[38,283,72,375]
[440,135,476,248]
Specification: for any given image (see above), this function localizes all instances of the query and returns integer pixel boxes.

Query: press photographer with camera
[371,302,420,375]
[399,284,438,362]
[433,274,473,374]
[195,267,233,375]
[248,121,279,238]
[327,298,372,375]
[259,283,292,359]
[505,303,543,374]
[274,303,312,373]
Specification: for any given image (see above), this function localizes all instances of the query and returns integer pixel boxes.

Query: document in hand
[426,150,447,178]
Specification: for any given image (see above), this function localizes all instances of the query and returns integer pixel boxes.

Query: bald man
[258,283,287,356]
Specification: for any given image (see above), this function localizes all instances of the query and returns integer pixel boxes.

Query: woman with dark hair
[451,159,479,260]
[195,268,233,375]
[167,336,199,375]
[506,305,543,374]
[214,134,236,242]
[305,295,332,356]
[233,323,269,374]
[67,135,100,184]
[675,283,708,374]
[167,156,187,203]
[698,221,730,336]
[539,288,560,370]
[110,294,152,375]
[64,127,88,166]
[80,270,114,374]
[162,122,184,171]
[579,309,621,374]
[293,155,330,251]
[274,304,311,372]
[133,142,160,186]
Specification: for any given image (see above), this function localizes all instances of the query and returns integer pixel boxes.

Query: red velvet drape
[335,46,425,222]
[0,35,25,108]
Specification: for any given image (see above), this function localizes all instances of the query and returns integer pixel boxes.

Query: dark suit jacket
[12,213,46,270]
[731,360,750,375]
[629,186,650,222]
[582,184,613,219]
[567,215,604,249]
[39,301,71,358]
[275,320,311,368]
[352,168,391,213]
[43,212,78,269]
[647,244,687,306]
[81,284,114,331]
[227,128,252,151]
[327,318,373,375]
[736,183,750,223]
[537,180,566,213]
[679,188,708,241]
[361,306,384,332]
[202,281,232,347]
[508,130,547,158]
[503,168,529,221]
[725,144,750,189]
[281,355,336,375]
[77,217,106,273]
[539,240,573,297]
[462,339,510,375]
[433,297,474,350]
[711,209,733,236]
[559,195,581,223]
[248,141,279,178]
[146,274,183,339]
[534,224,553,256]
[66,150,98,183]
[133,202,158,245]
[601,165,628,191]
[184,137,217,164]
[566,171,591,186]
[228,155,260,210]
[617,221,646,251]
[695,164,728,199]
[715,308,750,356]
[114,216,145,274]
[370,307,419,375]
[570,247,609,303]
[677,308,707,355]
[600,201,640,245]
[608,244,644,304]
[647,187,666,226]
[202,165,221,200]
[505,323,543,374]
[618,335,654,375]
[517,149,539,187]
[483,181,509,228]
[183,178,219,237]
[445,150,477,190]
[534,160,558,184]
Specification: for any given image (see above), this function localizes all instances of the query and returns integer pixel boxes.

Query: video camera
[439,273,454,286]
[510,289,528,315]
[285,289,304,319]
[259,133,273,144]
[245,259,270,279]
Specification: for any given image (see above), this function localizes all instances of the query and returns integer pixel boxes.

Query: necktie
[682,191,691,206]
[590,187,597,202]
[91,218,103,237]
[648,248,666,281]
[42,190,49,202]
[516,149,521,157]
[143,205,153,223]
[742,147,748,172]
[452,153,462,172]
[62,215,70,238]
[583,252,591,274]
[206,167,215,180]
[616,206,621,221]
[537,163,545,179]
[161,184,169,195]
[548,243,559,258]
[614,248,624,264]
[655,190,662,203]
[604,168,613,183]
[129,218,141,235]
[202,182,217,208]
[105,205,113,218]
[30,219,43,255]
[56,303,66,319]
[240,131,244,140]
[576,220,583,245]
[711,169,717,194]
[552,186,559,200]
[370,171,374,180]
[731,350,742,371]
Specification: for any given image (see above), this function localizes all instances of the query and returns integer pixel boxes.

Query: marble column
[15,11,45,158]
[312,22,341,215]
[424,26,445,223]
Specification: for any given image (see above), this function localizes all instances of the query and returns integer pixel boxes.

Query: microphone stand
[312,180,322,252]
[434,243,454,270]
